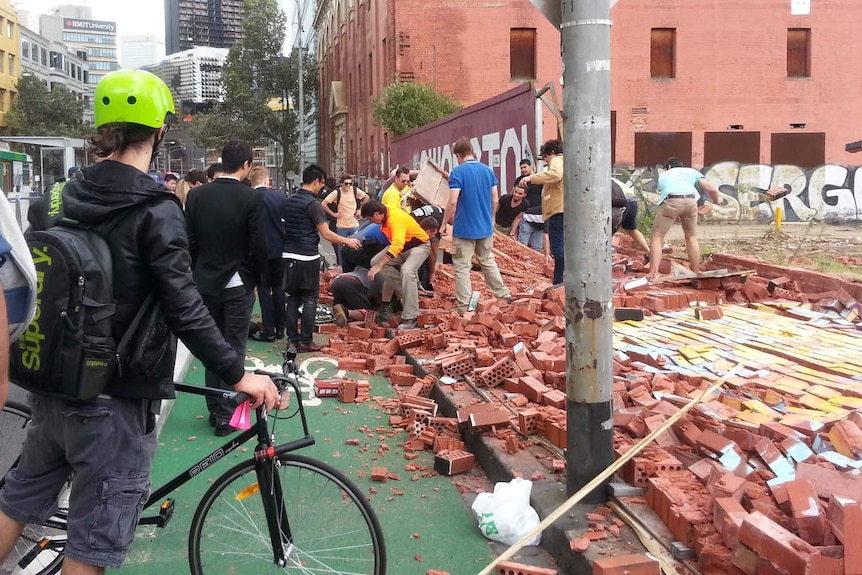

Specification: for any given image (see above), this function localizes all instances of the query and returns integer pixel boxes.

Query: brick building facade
[315,0,862,176]
[313,0,561,179]
[612,0,862,169]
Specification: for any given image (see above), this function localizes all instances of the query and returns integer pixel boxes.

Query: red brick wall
[611,0,862,167]
[318,0,862,178]
[317,0,562,179]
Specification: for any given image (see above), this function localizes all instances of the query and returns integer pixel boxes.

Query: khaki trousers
[370,242,431,321]
[451,236,511,309]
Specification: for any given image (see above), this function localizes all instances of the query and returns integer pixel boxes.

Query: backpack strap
[116,293,155,376]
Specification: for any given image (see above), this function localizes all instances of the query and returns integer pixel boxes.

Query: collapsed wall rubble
[316,232,862,575]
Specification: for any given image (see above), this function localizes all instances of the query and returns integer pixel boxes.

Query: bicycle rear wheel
[0,400,30,480]
[189,453,386,575]
[0,401,64,575]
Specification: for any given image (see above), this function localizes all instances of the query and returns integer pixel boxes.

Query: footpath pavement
[117,334,559,575]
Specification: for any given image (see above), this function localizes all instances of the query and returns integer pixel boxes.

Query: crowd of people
[0,67,729,575]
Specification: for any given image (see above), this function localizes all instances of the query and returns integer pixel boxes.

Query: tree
[5,75,91,137]
[373,82,461,136]
[187,0,319,185]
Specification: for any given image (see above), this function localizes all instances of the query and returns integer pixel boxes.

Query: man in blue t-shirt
[443,137,512,313]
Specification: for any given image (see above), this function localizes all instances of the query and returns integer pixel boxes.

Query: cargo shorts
[651,197,698,237]
[0,394,158,569]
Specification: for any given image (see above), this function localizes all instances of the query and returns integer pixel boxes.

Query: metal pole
[562,0,614,501]
[39,147,44,194]
[298,45,305,170]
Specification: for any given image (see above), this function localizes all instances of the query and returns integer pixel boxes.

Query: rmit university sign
[63,18,116,33]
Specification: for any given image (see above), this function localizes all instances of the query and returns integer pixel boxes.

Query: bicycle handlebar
[227,370,294,407]
[174,370,297,406]
[174,369,311,435]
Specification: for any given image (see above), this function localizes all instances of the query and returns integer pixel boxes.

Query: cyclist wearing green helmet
[0,70,282,574]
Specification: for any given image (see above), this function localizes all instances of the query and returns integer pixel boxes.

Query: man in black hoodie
[0,70,281,574]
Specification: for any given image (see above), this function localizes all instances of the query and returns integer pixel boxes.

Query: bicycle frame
[151,374,313,566]
[16,366,317,571]
[146,376,314,510]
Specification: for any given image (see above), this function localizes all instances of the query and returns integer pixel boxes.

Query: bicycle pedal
[139,498,175,528]
[18,537,60,569]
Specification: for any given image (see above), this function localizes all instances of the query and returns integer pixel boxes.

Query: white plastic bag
[471,477,541,546]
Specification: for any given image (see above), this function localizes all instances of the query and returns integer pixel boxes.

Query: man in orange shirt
[361,199,434,329]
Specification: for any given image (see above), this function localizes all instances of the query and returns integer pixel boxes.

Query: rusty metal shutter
[704,132,761,165]
[634,132,692,168]
[510,28,537,80]
[787,29,811,78]
[771,133,825,169]
[650,28,675,78]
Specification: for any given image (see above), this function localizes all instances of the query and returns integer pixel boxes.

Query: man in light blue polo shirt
[647,157,725,279]
[444,137,512,313]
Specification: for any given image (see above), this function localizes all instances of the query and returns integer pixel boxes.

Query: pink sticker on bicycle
[229,400,252,430]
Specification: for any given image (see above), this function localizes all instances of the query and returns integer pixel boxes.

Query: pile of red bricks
[315,231,862,574]
[609,351,862,575]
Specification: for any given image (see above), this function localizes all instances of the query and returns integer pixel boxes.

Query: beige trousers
[451,236,511,309]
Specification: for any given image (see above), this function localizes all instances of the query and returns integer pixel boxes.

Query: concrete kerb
[397,347,647,574]
[155,342,194,438]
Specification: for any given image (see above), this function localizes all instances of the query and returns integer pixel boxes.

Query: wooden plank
[478,363,743,574]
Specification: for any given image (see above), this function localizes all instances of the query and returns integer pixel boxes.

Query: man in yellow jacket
[380,167,411,211]
[361,199,433,329]
[519,139,564,284]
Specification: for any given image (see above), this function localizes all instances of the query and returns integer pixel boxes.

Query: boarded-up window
[650,28,675,78]
[510,28,537,80]
[771,133,825,169]
[704,132,761,165]
[634,132,692,168]
[787,29,811,78]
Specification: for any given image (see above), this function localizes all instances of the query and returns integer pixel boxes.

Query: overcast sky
[15,0,295,49]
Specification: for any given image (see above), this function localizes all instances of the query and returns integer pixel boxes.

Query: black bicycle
[0,350,387,574]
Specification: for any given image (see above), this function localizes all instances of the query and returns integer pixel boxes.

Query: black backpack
[11,218,151,400]
[611,180,629,208]
[324,187,342,232]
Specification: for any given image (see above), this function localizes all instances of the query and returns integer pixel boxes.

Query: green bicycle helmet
[94,70,175,129]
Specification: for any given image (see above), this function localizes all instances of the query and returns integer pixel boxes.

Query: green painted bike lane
[116,337,495,574]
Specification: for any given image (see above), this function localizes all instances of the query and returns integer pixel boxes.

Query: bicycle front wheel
[189,453,386,575]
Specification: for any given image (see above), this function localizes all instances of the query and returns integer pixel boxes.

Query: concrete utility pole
[561,0,614,501]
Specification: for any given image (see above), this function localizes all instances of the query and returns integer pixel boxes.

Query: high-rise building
[164,0,244,56]
[142,46,227,107]
[120,34,165,69]
[39,5,119,90]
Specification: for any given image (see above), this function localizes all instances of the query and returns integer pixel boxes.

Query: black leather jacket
[62,161,246,399]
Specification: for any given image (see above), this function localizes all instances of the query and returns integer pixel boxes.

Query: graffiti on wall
[627,162,862,224]
[391,83,538,195]
[409,125,534,195]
